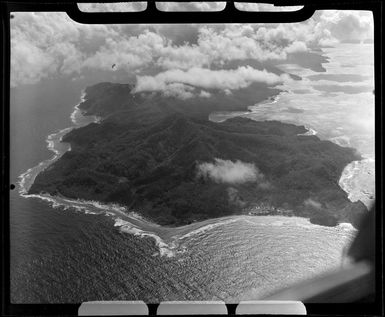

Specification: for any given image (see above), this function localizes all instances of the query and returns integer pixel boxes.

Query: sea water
[10,44,372,303]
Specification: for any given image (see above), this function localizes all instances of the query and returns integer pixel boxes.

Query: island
[29,82,367,228]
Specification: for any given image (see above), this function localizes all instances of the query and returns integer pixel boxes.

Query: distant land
[29,74,367,228]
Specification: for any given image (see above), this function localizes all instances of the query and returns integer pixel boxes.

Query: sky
[11,5,374,96]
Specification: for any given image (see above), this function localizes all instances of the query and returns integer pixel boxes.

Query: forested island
[29,81,367,228]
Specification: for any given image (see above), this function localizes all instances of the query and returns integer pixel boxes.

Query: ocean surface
[10,44,373,303]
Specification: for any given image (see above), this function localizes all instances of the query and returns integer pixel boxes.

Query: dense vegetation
[29,81,367,228]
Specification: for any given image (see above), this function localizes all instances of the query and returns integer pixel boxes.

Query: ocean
[10,44,373,303]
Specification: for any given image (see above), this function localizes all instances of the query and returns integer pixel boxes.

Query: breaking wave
[297,125,317,136]
[178,219,240,240]
[338,157,375,208]
[114,218,179,258]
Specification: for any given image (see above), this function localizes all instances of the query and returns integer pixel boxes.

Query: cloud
[227,187,246,207]
[284,41,308,53]
[134,66,290,97]
[10,12,119,86]
[82,31,166,72]
[318,11,374,43]
[157,44,210,70]
[304,198,322,209]
[11,37,56,86]
[10,10,374,87]
[162,83,195,100]
[199,90,211,98]
[250,11,373,48]
[197,158,268,185]
[150,24,201,45]
[196,25,307,63]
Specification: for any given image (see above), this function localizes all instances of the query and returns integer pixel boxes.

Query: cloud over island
[197,158,270,188]
[133,66,290,98]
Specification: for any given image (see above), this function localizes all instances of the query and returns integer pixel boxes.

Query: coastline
[19,88,360,257]
[18,90,99,195]
[18,127,72,195]
[208,91,284,123]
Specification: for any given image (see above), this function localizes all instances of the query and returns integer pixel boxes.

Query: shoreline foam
[70,90,86,125]
[18,89,99,196]
[297,125,317,136]
[18,127,73,195]
[338,157,375,208]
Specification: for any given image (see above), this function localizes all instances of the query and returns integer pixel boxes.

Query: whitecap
[114,218,177,257]
[338,158,375,207]
[178,218,240,240]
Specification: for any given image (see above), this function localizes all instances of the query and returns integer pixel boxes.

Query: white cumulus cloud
[134,66,290,98]
[199,90,211,98]
[162,83,195,99]
[197,158,267,185]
